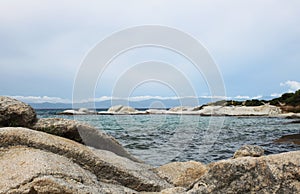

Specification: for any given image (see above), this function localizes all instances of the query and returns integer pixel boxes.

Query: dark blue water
[36,109,300,166]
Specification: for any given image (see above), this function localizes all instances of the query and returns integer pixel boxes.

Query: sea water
[36,109,300,166]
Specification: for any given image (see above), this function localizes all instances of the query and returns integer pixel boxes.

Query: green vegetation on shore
[208,90,300,112]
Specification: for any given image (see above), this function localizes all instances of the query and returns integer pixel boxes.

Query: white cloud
[252,95,263,99]
[280,80,300,92]
[234,95,250,99]
[271,93,282,98]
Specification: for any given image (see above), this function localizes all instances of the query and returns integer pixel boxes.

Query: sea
[36,109,300,166]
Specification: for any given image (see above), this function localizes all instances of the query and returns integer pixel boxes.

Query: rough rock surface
[233,145,265,158]
[189,151,300,193]
[168,106,193,112]
[155,161,207,188]
[199,104,282,116]
[0,96,36,127]
[0,127,171,192]
[274,134,300,145]
[108,105,138,113]
[0,146,136,194]
[141,187,187,194]
[31,118,139,162]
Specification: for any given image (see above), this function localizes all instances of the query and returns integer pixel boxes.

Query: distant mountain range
[29,98,211,109]
[28,96,275,109]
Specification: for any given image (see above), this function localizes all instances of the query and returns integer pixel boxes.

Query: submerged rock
[233,145,264,158]
[0,96,36,127]
[274,134,300,145]
[31,118,140,162]
[0,127,171,192]
[189,151,300,193]
[154,161,207,188]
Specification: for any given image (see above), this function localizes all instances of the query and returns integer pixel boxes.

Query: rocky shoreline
[59,104,300,118]
[1,96,300,193]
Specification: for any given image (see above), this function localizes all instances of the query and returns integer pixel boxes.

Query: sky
[0,0,300,104]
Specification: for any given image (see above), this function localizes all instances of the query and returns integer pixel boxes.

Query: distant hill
[29,97,213,109]
[207,90,300,113]
[29,91,300,111]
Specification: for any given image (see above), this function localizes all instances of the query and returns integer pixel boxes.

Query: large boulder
[108,105,138,114]
[0,146,136,194]
[233,145,264,158]
[189,151,300,193]
[154,161,207,188]
[0,127,171,192]
[31,118,139,162]
[0,96,36,127]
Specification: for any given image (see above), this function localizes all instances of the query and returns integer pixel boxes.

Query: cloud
[234,95,250,99]
[252,95,263,99]
[271,93,282,98]
[280,80,300,92]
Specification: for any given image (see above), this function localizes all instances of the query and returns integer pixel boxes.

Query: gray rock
[141,187,187,194]
[189,151,300,193]
[0,146,136,194]
[154,161,207,188]
[0,96,36,127]
[108,105,137,114]
[0,127,171,192]
[233,145,264,158]
[31,118,140,162]
[274,134,300,145]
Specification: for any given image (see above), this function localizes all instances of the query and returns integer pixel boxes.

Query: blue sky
[0,0,300,103]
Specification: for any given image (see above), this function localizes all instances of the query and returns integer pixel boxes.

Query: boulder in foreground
[233,145,264,158]
[31,118,140,162]
[189,151,300,193]
[0,96,36,127]
[0,146,136,194]
[154,161,207,188]
[0,127,171,192]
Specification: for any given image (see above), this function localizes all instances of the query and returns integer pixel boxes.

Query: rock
[141,187,187,194]
[31,118,139,162]
[0,96,36,127]
[58,108,97,115]
[146,109,167,114]
[0,127,171,192]
[168,106,193,112]
[285,113,300,119]
[0,146,136,194]
[189,151,300,193]
[154,161,207,188]
[233,145,264,158]
[159,187,187,194]
[199,104,282,116]
[58,109,87,115]
[108,105,138,114]
[274,134,300,145]
[290,120,300,124]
